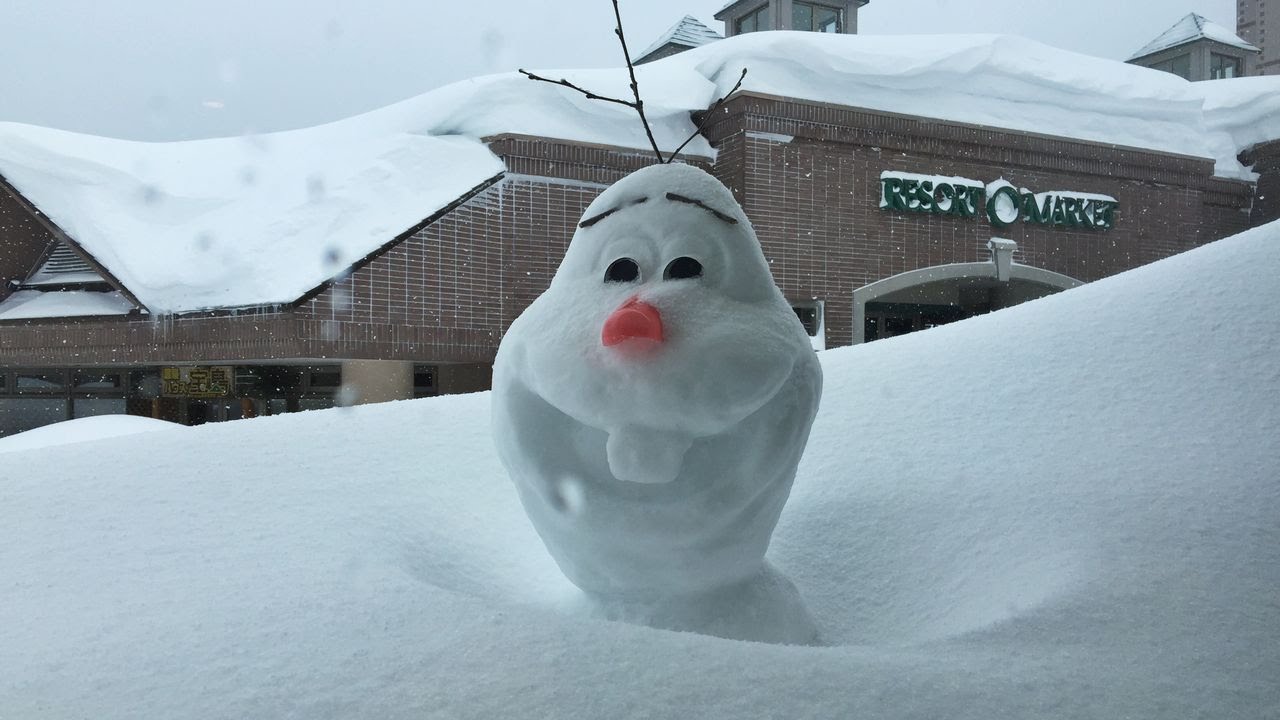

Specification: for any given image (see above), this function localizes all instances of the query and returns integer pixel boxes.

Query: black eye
[664,256,703,280]
[604,257,640,283]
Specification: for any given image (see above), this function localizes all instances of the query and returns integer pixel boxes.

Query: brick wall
[702,93,1255,347]
[295,137,675,363]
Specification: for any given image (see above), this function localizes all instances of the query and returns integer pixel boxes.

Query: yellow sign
[161,366,233,398]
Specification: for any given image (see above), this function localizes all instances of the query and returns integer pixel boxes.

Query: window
[736,4,770,34]
[1150,54,1191,79]
[74,370,123,391]
[792,2,842,32]
[0,398,69,437]
[792,300,825,349]
[414,365,437,398]
[16,370,66,393]
[1211,53,1243,79]
[307,367,342,389]
[73,398,127,418]
[793,305,820,336]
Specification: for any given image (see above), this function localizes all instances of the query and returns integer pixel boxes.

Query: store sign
[161,366,234,398]
[879,171,1118,231]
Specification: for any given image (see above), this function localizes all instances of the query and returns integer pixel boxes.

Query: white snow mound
[1,220,1278,717]
[0,415,184,454]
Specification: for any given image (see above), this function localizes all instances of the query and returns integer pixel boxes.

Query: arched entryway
[852,240,1081,344]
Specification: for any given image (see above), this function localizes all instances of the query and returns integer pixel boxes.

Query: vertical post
[988,238,1017,282]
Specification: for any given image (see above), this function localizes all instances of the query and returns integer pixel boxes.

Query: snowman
[492,162,823,644]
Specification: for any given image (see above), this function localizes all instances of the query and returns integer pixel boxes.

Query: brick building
[1,33,1276,436]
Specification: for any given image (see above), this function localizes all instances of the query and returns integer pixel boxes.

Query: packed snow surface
[0,415,184,454]
[0,33,1276,315]
[3,218,1278,717]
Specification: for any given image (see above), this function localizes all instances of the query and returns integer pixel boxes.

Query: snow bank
[1192,75,1280,159]
[1,33,1275,316]
[2,218,1277,717]
[0,415,184,454]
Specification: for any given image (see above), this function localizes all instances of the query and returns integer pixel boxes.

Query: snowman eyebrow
[664,193,738,225]
[579,196,649,228]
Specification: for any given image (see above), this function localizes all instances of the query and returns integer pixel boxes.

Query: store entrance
[853,257,1083,345]
[863,301,972,342]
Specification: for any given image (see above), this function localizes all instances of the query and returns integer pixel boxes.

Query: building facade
[2,88,1268,437]
[1238,0,1280,74]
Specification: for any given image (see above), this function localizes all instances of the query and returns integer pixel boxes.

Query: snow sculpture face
[493,163,822,597]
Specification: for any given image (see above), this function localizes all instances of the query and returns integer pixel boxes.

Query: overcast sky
[0,0,1236,141]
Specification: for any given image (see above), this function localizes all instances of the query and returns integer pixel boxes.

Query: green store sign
[879,172,1118,231]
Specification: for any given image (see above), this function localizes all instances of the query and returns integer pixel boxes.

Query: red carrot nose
[602,297,664,347]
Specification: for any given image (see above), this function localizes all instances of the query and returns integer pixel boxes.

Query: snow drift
[1,219,1278,718]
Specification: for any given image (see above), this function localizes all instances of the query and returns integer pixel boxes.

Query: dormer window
[717,0,865,38]
[735,4,770,34]
[793,2,842,33]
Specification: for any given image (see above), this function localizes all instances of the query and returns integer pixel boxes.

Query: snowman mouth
[602,297,664,347]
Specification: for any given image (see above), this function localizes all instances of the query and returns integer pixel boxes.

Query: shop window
[298,397,335,412]
[307,367,342,389]
[865,301,973,343]
[15,370,66,393]
[0,398,68,437]
[1210,53,1243,79]
[736,4,770,34]
[792,2,841,32]
[74,370,123,391]
[73,397,127,418]
[129,369,162,399]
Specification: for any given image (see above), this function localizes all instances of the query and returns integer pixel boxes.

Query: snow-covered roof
[0,32,1277,316]
[638,15,723,60]
[1129,13,1260,60]
[0,121,506,314]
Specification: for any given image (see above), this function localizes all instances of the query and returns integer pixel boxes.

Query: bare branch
[610,0,665,163]
[666,68,748,164]
[517,69,637,109]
